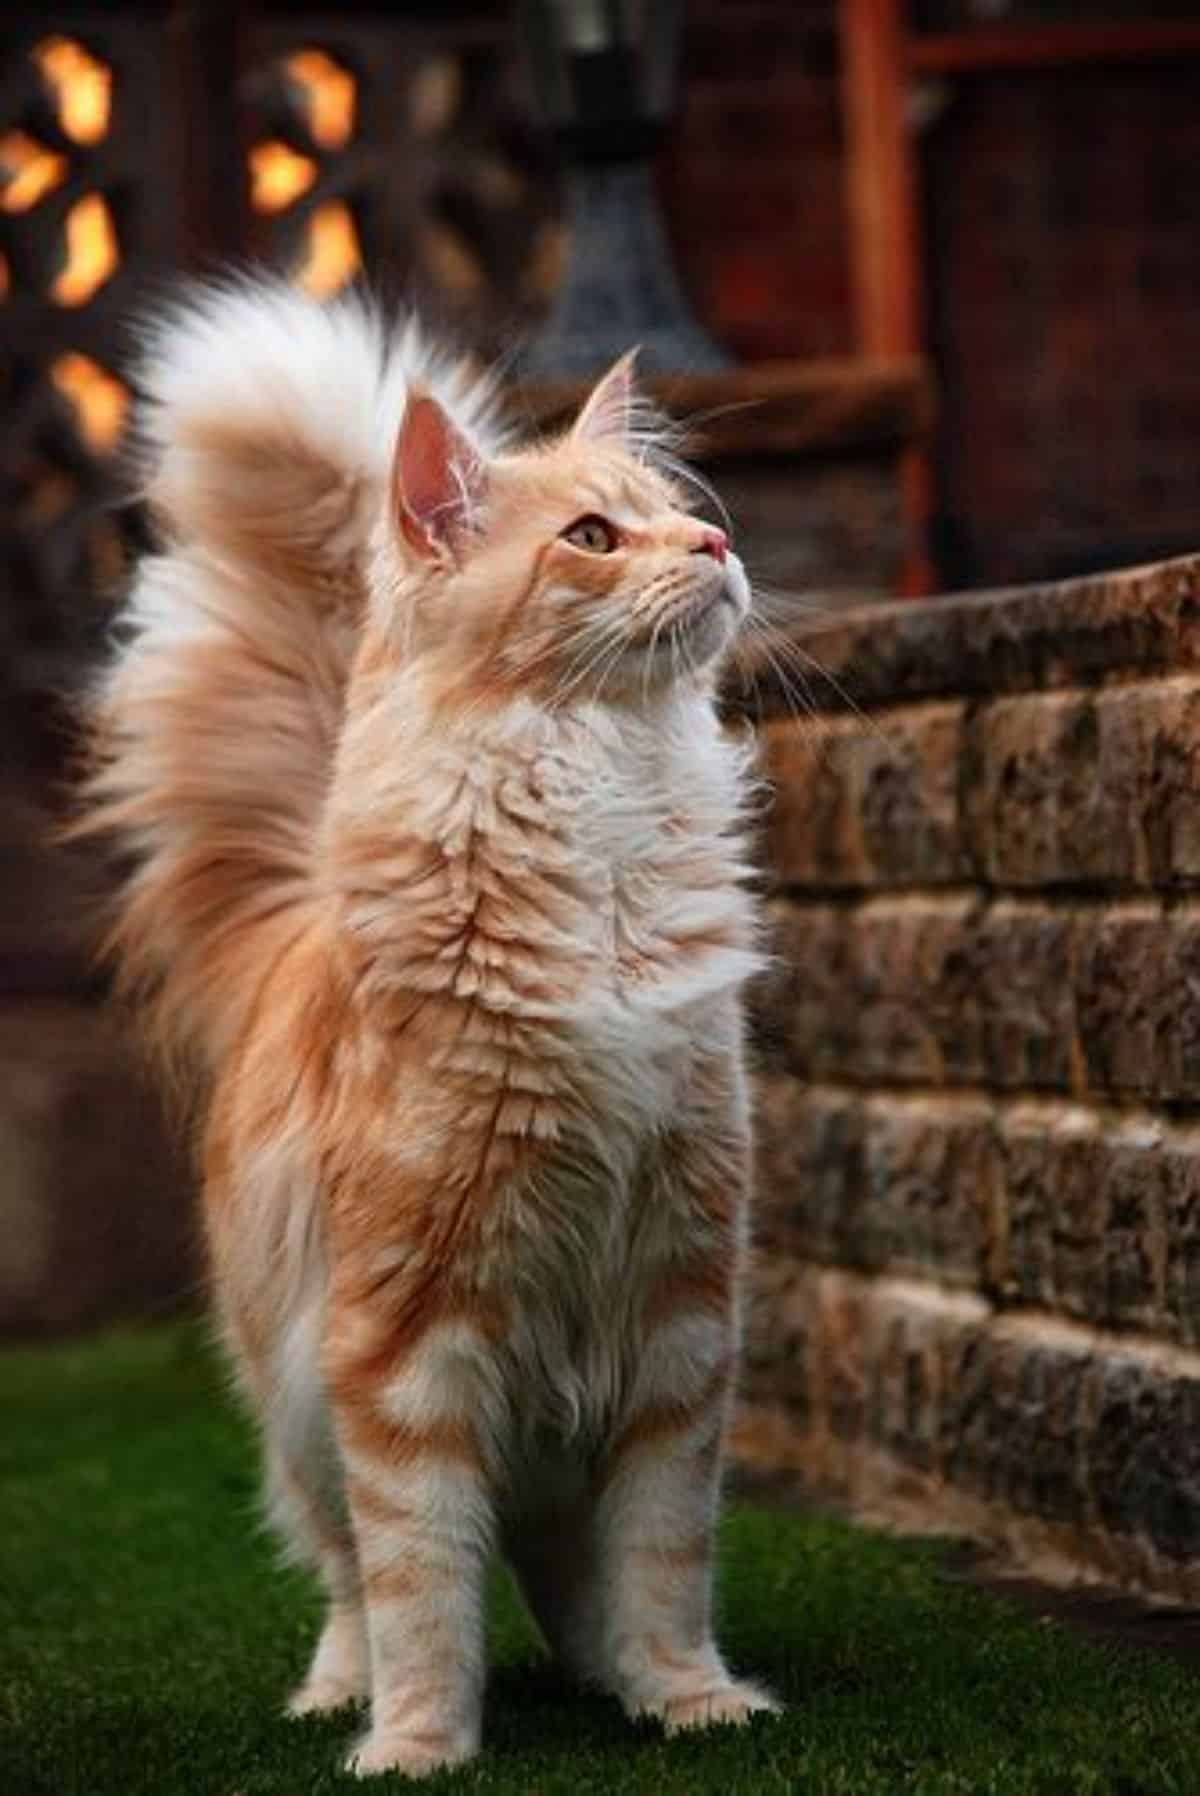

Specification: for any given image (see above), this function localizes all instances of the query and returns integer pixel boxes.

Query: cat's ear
[392,388,488,561]
[571,349,639,448]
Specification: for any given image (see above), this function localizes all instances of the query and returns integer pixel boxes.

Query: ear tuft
[571,349,639,448]
[393,389,488,561]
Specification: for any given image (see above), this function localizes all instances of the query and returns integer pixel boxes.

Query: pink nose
[693,527,728,565]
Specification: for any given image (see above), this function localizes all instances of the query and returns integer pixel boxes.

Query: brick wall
[666,0,849,364]
[733,553,1200,1600]
[924,64,1200,586]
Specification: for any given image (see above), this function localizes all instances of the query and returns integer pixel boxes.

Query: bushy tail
[77,277,498,1084]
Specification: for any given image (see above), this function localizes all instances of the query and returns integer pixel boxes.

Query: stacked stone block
[733,554,1200,1598]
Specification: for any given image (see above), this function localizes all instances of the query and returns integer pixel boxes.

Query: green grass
[2,1325,1198,1795]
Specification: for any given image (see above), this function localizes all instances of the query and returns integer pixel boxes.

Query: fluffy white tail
[78,278,499,1079]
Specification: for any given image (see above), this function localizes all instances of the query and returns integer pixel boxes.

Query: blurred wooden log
[508,355,931,462]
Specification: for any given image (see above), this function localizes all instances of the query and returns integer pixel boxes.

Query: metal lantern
[520,0,729,378]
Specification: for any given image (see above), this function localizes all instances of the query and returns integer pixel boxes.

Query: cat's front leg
[327,1299,498,1779]
[593,1307,779,1731]
[591,1096,781,1732]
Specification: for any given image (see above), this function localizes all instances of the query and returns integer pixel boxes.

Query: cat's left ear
[392,388,488,563]
[571,349,639,448]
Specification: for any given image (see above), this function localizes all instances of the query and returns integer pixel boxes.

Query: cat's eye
[561,514,619,554]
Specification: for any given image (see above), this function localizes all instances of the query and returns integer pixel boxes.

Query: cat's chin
[672,562,749,674]
[640,554,750,687]
[680,595,742,671]
[600,613,737,703]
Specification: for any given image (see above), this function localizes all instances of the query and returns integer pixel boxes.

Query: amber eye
[561,513,619,554]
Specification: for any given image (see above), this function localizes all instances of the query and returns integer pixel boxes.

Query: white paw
[345,1727,477,1780]
[661,1679,782,1734]
[285,1672,366,1717]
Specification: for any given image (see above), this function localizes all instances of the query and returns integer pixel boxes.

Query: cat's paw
[285,1671,366,1717]
[661,1679,782,1734]
[345,1727,477,1780]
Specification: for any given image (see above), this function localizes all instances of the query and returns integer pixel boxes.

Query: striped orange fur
[77,279,779,1777]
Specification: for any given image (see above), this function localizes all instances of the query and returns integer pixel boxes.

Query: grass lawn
[2,1323,1199,1795]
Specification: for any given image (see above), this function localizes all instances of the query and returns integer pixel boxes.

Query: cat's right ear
[571,349,639,449]
[392,389,488,562]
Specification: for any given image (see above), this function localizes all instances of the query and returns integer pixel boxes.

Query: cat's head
[377,355,748,708]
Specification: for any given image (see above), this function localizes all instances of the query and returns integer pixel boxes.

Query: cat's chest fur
[476,699,759,1179]
[334,686,757,1170]
[339,687,758,1041]
[514,695,757,1022]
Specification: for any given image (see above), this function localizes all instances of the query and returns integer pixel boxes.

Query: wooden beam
[839,0,933,595]
[508,357,932,463]
[840,0,921,360]
[909,21,1200,77]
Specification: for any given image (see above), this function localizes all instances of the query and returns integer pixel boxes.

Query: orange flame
[33,37,112,147]
[250,140,318,213]
[51,193,119,307]
[0,129,67,213]
[295,201,361,298]
[50,352,128,453]
[286,49,356,150]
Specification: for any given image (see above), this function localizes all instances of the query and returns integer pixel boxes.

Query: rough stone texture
[736,1268,1200,1599]
[763,703,966,889]
[737,553,1200,1601]
[758,896,1200,1105]
[759,663,1200,897]
[965,678,1200,890]
[755,1078,997,1290]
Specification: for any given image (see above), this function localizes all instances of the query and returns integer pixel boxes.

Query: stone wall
[733,553,1200,1601]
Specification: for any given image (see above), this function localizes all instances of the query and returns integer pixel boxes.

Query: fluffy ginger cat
[80,279,779,1777]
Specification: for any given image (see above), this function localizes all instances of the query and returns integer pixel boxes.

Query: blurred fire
[51,193,119,307]
[33,37,112,147]
[250,141,317,213]
[50,353,128,454]
[0,129,67,213]
[286,50,355,150]
[295,201,361,297]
